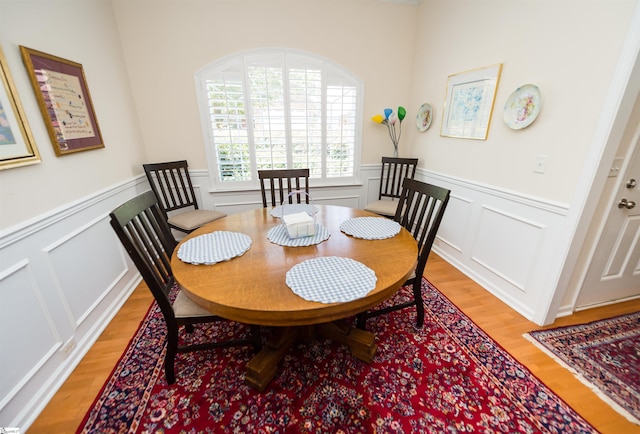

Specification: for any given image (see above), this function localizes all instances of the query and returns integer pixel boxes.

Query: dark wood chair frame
[357,178,451,329]
[377,157,419,202]
[258,168,310,207]
[109,190,261,384]
[143,160,223,233]
[364,157,419,218]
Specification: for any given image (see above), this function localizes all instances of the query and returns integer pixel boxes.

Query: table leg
[316,320,377,363]
[245,326,303,391]
[244,321,377,391]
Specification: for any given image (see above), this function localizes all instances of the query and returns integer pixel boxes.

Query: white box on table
[282,212,316,238]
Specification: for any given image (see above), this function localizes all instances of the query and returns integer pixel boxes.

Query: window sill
[208,179,363,194]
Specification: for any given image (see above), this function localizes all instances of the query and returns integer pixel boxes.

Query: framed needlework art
[20,46,104,156]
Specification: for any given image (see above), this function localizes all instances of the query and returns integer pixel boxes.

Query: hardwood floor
[29,254,640,433]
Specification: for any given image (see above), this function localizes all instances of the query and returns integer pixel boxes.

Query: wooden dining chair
[358,178,450,329]
[364,157,419,217]
[258,168,310,207]
[143,160,226,233]
[109,190,261,385]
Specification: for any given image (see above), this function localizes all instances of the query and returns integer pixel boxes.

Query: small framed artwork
[441,63,503,140]
[20,46,104,156]
[0,46,41,170]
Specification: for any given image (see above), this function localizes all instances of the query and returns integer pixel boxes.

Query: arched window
[195,49,363,189]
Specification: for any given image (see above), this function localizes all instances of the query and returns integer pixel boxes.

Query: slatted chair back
[394,178,450,283]
[379,157,419,201]
[109,190,260,384]
[144,160,199,215]
[258,168,310,207]
[364,157,419,217]
[358,178,450,329]
[143,160,226,233]
[109,190,177,321]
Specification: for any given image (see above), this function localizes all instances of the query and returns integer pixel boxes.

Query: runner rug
[525,311,640,425]
[77,278,596,433]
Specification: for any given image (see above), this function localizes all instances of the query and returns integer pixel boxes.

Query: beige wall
[407,0,637,203]
[0,0,147,228]
[110,0,636,204]
[111,0,418,167]
[0,0,637,223]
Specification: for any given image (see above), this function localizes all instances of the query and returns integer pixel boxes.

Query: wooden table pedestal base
[245,321,377,391]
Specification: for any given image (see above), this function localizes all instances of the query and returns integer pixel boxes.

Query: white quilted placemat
[286,256,377,303]
[340,217,401,240]
[270,203,319,218]
[267,223,330,247]
[177,231,252,265]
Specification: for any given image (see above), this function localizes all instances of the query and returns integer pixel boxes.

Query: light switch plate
[534,154,548,174]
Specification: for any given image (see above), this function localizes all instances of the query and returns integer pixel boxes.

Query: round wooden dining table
[171,204,417,390]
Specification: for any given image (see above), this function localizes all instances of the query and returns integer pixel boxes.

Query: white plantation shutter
[327,79,357,177]
[196,49,361,187]
[202,59,251,182]
[287,55,323,177]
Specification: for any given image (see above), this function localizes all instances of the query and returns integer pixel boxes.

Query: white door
[576,141,640,309]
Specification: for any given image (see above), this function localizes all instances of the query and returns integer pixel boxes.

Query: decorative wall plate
[416,103,433,132]
[503,84,542,130]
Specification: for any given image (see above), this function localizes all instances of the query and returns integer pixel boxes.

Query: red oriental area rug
[525,312,640,426]
[77,279,596,433]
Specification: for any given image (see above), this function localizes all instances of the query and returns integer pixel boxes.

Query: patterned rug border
[524,311,640,426]
[77,278,598,433]
[80,300,162,431]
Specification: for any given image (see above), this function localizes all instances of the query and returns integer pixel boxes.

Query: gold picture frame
[20,46,104,156]
[0,46,41,170]
[440,63,503,140]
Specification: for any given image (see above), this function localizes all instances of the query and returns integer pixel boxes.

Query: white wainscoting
[0,177,147,430]
[418,169,571,325]
[1,164,571,429]
[310,162,571,323]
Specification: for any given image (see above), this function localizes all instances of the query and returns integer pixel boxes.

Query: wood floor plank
[27,284,154,433]
[27,254,640,433]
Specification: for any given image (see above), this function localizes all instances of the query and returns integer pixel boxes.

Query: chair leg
[413,281,425,327]
[165,328,178,385]
[184,324,194,333]
[355,313,367,330]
